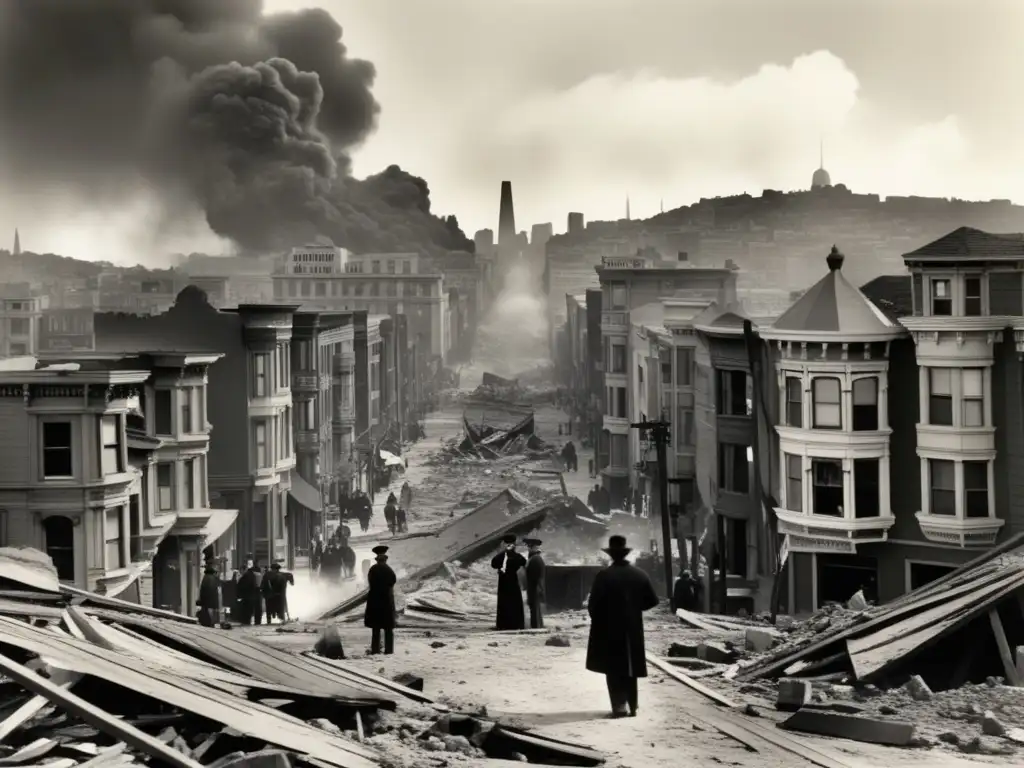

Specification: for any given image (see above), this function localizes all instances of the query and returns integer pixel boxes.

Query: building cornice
[898,315,1015,333]
[759,327,904,343]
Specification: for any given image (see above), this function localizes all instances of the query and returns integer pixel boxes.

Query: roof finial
[826,244,844,272]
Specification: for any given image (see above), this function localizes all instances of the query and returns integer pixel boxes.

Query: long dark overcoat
[525,552,546,606]
[585,560,659,677]
[491,550,527,630]
[364,562,397,629]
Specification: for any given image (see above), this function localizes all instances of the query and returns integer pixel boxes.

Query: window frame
[184,458,196,509]
[156,462,176,512]
[154,388,173,436]
[717,369,750,417]
[675,347,693,386]
[962,368,984,427]
[811,458,844,517]
[785,453,802,512]
[254,420,269,468]
[40,420,75,479]
[930,277,953,316]
[851,376,879,432]
[811,376,842,430]
[99,414,123,475]
[784,376,803,428]
[963,460,989,518]
[963,274,984,317]
[928,368,954,426]
[105,507,125,570]
[718,442,750,495]
[928,458,955,516]
[253,353,269,398]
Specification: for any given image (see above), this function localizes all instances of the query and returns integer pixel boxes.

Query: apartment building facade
[0,287,46,357]
[272,245,452,364]
[90,287,298,569]
[596,253,737,508]
[0,352,232,614]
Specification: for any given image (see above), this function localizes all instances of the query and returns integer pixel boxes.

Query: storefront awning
[289,470,323,512]
[202,508,238,548]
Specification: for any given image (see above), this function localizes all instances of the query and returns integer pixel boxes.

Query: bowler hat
[372,545,390,556]
[602,535,631,556]
[501,534,516,545]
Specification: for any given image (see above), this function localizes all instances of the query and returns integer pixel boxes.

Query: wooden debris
[781,710,917,747]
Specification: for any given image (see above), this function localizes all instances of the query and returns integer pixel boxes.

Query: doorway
[816,553,878,607]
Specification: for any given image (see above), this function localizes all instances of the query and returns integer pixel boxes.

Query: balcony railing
[292,372,318,392]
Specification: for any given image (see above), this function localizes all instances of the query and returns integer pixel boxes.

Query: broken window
[812,377,841,429]
[785,453,802,512]
[852,377,879,431]
[718,443,749,495]
[784,376,802,427]
[812,459,843,516]
[929,459,955,515]
[853,458,880,517]
[929,368,953,425]
[964,461,989,518]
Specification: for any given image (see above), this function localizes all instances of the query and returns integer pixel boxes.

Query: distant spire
[498,181,516,246]
[660,198,664,214]
[626,195,631,221]
[12,228,20,256]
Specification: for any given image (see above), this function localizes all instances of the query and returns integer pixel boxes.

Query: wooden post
[988,609,1021,686]
[716,513,728,615]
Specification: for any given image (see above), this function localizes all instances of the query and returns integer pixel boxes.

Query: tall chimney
[498,181,516,246]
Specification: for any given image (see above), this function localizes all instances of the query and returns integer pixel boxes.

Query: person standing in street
[196,563,221,627]
[365,545,397,654]
[235,555,264,626]
[396,505,408,533]
[491,534,526,630]
[585,536,659,718]
[384,497,397,535]
[524,538,546,629]
[561,441,578,472]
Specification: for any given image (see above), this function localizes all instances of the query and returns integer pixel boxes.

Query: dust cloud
[464,262,550,386]
[286,570,360,622]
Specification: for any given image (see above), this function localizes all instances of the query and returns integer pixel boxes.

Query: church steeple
[12,229,20,256]
[626,195,631,221]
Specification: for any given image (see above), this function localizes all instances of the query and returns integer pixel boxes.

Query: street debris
[0,548,606,768]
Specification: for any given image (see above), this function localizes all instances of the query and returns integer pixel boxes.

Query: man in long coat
[524,538,546,629]
[235,555,264,625]
[490,534,526,630]
[585,536,659,718]
[365,545,397,654]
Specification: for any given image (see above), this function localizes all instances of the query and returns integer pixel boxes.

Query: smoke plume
[0,0,473,256]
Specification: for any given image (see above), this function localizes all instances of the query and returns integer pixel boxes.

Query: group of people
[197,556,294,627]
[560,440,578,472]
[313,526,360,583]
[490,535,547,630]
[383,491,409,535]
[340,489,374,533]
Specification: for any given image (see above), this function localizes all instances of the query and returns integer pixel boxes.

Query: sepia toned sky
[3,0,1024,261]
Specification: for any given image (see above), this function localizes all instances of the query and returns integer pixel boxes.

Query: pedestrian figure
[396,505,408,533]
[196,563,220,627]
[524,538,546,629]
[235,556,264,626]
[310,533,324,577]
[357,491,372,532]
[585,536,659,718]
[384,498,397,535]
[365,545,397,655]
[264,561,294,622]
[491,534,526,631]
[587,484,600,512]
[673,568,700,613]
[561,441,578,472]
[340,543,357,579]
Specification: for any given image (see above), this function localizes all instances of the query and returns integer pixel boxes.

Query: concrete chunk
[697,641,735,664]
[776,678,812,712]
[667,642,700,658]
[903,675,933,702]
[744,628,777,653]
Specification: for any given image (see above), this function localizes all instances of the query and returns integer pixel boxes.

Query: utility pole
[631,419,674,609]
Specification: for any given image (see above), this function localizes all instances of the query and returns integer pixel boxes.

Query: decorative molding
[914,512,1004,547]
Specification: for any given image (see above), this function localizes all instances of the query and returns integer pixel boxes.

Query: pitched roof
[692,301,749,330]
[903,226,1024,261]
[767,246,899,337]
[860,275,913,322]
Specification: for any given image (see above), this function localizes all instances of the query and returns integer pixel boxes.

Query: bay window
[785,454,802,512]
[852,377,879,431]
[964,461,989,518]
[928,459,955,516]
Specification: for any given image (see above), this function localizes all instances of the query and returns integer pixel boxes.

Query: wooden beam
[0,669,82,744]
[0,651,203,768]
[988,608,1021,686]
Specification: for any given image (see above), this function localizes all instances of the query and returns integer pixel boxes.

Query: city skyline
[3,0,1024,262]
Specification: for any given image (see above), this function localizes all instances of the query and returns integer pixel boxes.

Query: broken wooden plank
[989,607,1021,686]
[0,668,82,744]
[675,608,733,634]
[75,743,128,768]
[483,725,605,766]
[781,710,917,747]
[646,654,737,708]
[0,651,203,768]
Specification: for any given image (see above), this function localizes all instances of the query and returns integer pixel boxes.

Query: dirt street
[256,396,1015,768]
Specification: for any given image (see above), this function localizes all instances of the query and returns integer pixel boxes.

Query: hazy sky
[4,0,1024,261]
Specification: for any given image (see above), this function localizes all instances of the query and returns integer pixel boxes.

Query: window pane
[963,400,984,428]
[932,279,949,298]
[962,369,983,398]
[785,377,803,428]
[854,458,880,518]
[785,454,802,512]
[964,461,989,518]
[675,348,692,385]
[852,378,877,406]
[929,368,952,395]
[813,377,841,428]
[811,459,843,516]
[929,459,955,516]
[101,416,118,445]
[154,389,173,435]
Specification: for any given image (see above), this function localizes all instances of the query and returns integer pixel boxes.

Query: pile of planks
[736,533,1024,691]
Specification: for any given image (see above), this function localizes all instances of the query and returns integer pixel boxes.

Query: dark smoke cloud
[0,0,473,255]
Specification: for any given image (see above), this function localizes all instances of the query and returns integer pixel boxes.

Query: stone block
[744,628,777,653]
[776,678,812,712]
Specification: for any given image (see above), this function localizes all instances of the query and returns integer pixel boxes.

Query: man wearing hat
[524,538,546,629]
[585,536,659,718]
[490,534,527,630]
[364,545,397,654]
